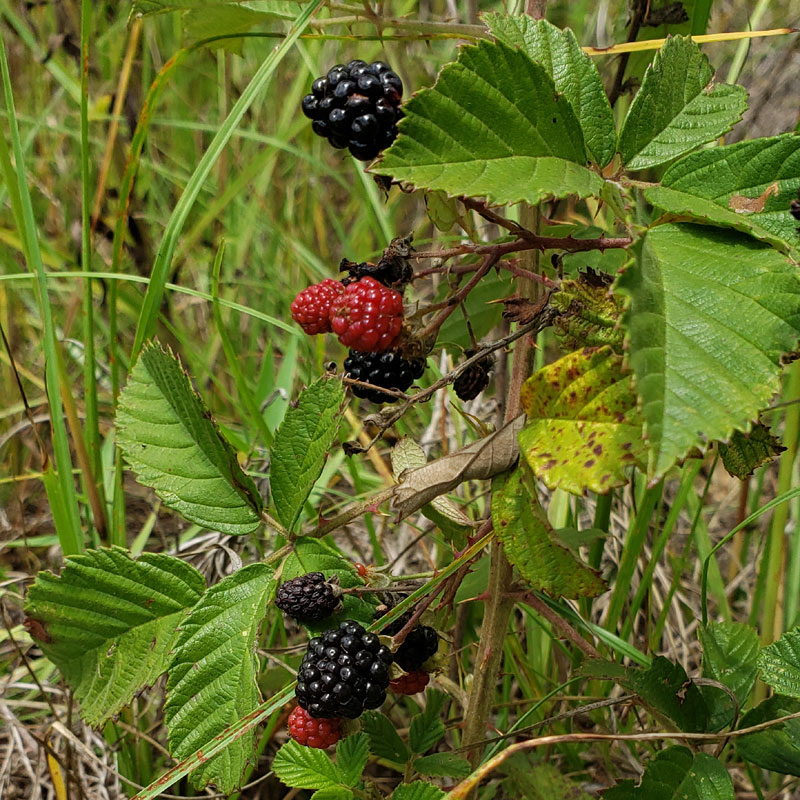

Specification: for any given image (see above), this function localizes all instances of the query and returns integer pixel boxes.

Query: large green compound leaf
[271,375,345,532]
[518,347,646,495]
[658,134,800,246]
[116,341,263,535]
[618,36,747,171]
[485,14,616,167]
[165,562,275,792]
[24,546,205,726]
[603,746,733,799]
[758,628,800,698]
[616,223,800,480]
[379,40,608,206]
[492,466,605,598]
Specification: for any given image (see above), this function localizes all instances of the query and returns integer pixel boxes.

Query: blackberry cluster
[301,60,404,161]
[296,620,393,719]
[276,572,342,622]
[453,350,494,402]
[344,350,425,404]
[394,625,439,672]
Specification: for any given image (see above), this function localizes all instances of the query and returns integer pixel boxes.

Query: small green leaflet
[491,466,605,598]
[165,563,275,792]
[616,223,800,479]
[415,753,471,779]
[335,733,369,786]
[518,347,646,495]
[618,36,747,170]
[758,628,800,698]
[116,340,263,535]
[409,690,447,754]
[736,695,800,777]
[603,746,733,799]
[272,740,343,790]
[700,621,760,730]
[24,546,204,726]
[379,39,609,207]
[271,375,345,532]
[658,133,800,247]
[719,423,785,480]
[393,783,446,800]
[360,712,411,764]
[485,14,616,167]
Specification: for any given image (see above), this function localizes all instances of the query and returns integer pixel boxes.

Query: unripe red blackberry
[301,60,404,161]
[296,620,394,719]
[287,705,341,748]
[390,669,430,695]
[344,350,425,404]
[453,350,494,401]
[276,572,343,622]
[330,276,404,352]
[290,279,345,335]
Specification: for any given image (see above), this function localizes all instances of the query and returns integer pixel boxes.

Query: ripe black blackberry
[276,572,343,622]
[453,350,494,402]
[344,350,425,404]
[296,620,394,719]
[394,625,439,672]
[301,59,404,161]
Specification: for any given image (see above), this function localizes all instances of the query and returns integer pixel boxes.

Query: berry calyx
[296,620,394,719]
[344,350,425,404]
[453,350,494,402]
[390,670,430,696]
[291,279,344,335]
[276,572,343,622]
[330,277,404,352]
[287,705,341,749]
[394,625,439,672]
[301,60,404,161]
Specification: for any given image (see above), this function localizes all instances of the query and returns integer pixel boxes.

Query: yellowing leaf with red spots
[519,347,646,495]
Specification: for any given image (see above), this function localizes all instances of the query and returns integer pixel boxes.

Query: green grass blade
[0,31,83,555]
[130,0,325,361]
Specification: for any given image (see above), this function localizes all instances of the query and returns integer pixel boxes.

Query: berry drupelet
[295,620,394,719]
[287,705,341,749]
[276,572,343,623]
[344,350,425,404]
[301,60,404,161]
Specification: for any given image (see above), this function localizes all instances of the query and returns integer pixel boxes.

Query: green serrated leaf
[360,712,411,765]
[165,563,275,792]
[736,695,800,776]
[618,36,747,170]
[660,133,800,247]
[719,423,786,479]
[336,733,369,787]
[616,223,800,479]
[116,341,263,535]
[519,347,647,495]
[603,746,733,799]
[379,40,610,206]
[415,752,471,778]
[409,690,447,754]
[273,740,342,790]
[700,621,760,729]
[393,782,446,800]
[282,538,375,629]
[758,627,800,698]
[644,185,790,252]
[271,375,345,531]
[23,546,204,726]
[311,789,354,800]
[491,466,605,598]
[485,14,616,167]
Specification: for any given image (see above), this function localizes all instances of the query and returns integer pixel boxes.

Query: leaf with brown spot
[729,181,779,214]
[519,347,646,495]
[492,465,604,598]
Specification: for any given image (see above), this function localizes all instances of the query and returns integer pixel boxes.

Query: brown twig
[517,592,602,660]
[607,0,647,107]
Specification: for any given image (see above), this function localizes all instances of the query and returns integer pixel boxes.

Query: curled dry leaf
[391,416,524,521]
